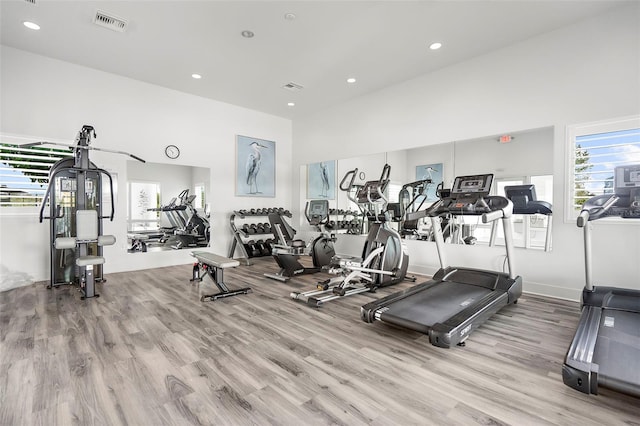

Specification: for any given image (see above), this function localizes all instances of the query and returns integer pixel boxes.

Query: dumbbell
[250,208,257,215]
[238,209,248,215]
[242,224,251,234]
[243,240,256,258]
[256,223,265,233]
[249,241,261,257]
[256,240,271,256]
[249,224,258,234]
[263,223,271,233]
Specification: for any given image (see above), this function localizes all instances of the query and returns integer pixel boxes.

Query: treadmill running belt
[592,309,640,396]
[380,281,492,328]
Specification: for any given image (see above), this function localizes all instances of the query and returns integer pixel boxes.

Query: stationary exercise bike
[290,164,414,307]
[263,199,336,282]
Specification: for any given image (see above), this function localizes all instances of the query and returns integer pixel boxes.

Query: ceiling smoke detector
[282,82,304,92]
[93,10,128,33]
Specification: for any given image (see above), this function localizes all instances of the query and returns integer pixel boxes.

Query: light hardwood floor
[1,256,639,425]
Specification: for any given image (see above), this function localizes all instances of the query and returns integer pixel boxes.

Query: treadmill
[361,173,523,348]
[489,184,553,252]
[562,164,640,397]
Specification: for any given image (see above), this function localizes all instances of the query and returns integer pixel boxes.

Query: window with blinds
[0,143,72,208]
[567,116,640,220]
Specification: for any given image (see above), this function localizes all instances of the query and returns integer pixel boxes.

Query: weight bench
[127,233,149,252]
[190,251,251,301]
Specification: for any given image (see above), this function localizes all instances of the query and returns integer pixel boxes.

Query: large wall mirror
[300,126,554,251]
[126,161,211,253]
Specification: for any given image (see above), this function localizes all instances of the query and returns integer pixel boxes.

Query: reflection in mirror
[301,126,554,250]
[453,127,554,250]
[126,161,211,253]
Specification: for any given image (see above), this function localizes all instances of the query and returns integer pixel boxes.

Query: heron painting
[307,160,336,199]
[236,135,275,197]
[415,163,443,201]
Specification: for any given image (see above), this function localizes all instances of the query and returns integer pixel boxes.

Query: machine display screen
[451,174,493,196]
[310,202,327,215]
[615,165,640,189]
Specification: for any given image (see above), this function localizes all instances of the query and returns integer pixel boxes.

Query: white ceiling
[0,0,630,119]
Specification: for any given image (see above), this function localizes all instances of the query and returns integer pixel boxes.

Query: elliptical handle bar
[339,168,358,192]
[379,163,391,185]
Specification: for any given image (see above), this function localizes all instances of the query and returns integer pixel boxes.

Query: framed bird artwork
[307,160,336,200]
[236,135,276,197]
[415,163,443,201]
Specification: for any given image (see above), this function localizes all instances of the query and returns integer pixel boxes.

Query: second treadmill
[361,173,522,348]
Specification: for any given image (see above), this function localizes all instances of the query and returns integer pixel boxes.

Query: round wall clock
[165,144,180,159]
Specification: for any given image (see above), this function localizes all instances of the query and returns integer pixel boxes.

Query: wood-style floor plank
[1,256,638,425]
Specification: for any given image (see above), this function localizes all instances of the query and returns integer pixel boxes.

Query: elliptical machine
[264,199,336,282]
[291,164,414,307]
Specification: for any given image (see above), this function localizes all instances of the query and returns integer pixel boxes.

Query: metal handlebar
[482,209,504,224]
[577,194,619,227]
[38,166,115,222]
[379,163,391,184]
[340,168,357,192]
[577,210,590,228]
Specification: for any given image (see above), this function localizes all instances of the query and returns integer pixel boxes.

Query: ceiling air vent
[93,10,128,33]
[282,82,304,92]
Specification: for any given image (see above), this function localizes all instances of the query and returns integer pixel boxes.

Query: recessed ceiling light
[287,102,295,107]
[284,13,296,21]
[191,73,202,79]
[346,77,357,84]
[429,42,442,50]
[241,30,254,38]
[23,21,40,30]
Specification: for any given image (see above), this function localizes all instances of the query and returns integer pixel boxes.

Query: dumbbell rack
[228,209,292,265]
[327,209,364,235]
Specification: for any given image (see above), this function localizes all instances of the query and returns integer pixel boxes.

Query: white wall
[292,4,640,300]
[0,46,292,291]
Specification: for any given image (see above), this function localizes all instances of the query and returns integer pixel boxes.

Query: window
[567,116,640,221]
[0,137,72,211]
[194,183,205,210]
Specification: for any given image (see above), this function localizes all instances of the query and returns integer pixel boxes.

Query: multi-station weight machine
[25,125,145,298]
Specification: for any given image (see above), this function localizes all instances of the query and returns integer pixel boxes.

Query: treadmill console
[582,164,640,220]
[451,174,493,197]
[428,173,509,216]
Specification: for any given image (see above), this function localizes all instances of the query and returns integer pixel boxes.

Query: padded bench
[127,233,149,253]
[190,251,251,301]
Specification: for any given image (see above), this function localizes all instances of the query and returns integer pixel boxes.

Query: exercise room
[1,1,639,424]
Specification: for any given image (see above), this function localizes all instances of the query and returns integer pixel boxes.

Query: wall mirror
[126,161,211,253]
[300,126,554,251]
